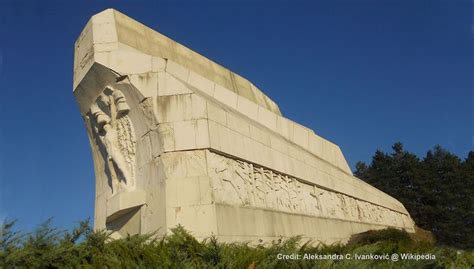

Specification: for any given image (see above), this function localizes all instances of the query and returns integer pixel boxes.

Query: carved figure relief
[263,170,277,209]
[304,185,322,215]
[89,86,137,194]
[210,156,242,205]
[289,179,303,212]
[253,167,267,208]
[208,152,411,228]
[234,160,254,206]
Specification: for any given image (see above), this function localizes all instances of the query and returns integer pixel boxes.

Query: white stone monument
[73,9,415,243]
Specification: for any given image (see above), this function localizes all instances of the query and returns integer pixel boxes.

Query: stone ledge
[106,190,146,222]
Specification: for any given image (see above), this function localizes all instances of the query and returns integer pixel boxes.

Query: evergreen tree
[355,143,474,249]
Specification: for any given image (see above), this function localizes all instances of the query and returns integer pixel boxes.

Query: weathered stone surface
[74,9,415,243]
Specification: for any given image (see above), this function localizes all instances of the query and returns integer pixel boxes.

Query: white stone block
[158,72,192,96]
[276,116,290,140]
[219,125,239,156]
[257,107,277,130]
[166,60,189,82]
[157,95,183,123]
[128,73,158,98]
[136,134,153,168]
[165,180,179,207]
[259,144,273,169]
[208,120,222,151]
[207,103,227,125]
[161,153,188,179]
[173,205,217,236]
[171,119,209,151]
[270,149,287,173]
[230,130,246,158]
[251,83,267,107]
[73,20,93,86]
[118,50,153,74]
[214,84,237,109]
[173,121,197,150]
[106,190,146,219]
[308,134,324,159]
[184,151,207,178]
[158,123,175,152]
[177,177,202,206]
[199,176,213,204]
[292,123,309,148]
[152,57,166,72]
[288,145,305,162]
[334,146,352,175]
[191,94,207,121]
[195,119,210,148]
[91,9,115,24]
[249,124,270,146]
[148,129,163,158]
[241,135,255,161]
[236,96,258,120]
[321,140,336,164]
[157,94,206,123]
[94,42,119,53]
[188,71,215,97]
[92,21,118,44]
[270,136,288,155]
[226,113,250,137]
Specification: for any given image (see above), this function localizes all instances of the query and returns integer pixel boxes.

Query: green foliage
[348,228,413,246]
[0,220,473,268]
[355,143,474,249]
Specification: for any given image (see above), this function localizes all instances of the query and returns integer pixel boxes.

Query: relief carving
[208,152,410,228]
[253,167,267,208]
[263,170,278,209]
[289,179,303,212]
[89,86,137,194]
[210,156,243,205]
[233,160,254,206]
[304,185,322,215]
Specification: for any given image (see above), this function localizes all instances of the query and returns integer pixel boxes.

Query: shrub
[1,220,473,268]
[348,228,413,245]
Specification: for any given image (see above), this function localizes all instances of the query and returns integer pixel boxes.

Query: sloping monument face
[73,9,415,243]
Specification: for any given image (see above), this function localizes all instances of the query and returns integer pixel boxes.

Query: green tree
[355,143,474,249]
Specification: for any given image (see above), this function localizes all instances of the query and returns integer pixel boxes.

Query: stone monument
[73,9,415,243]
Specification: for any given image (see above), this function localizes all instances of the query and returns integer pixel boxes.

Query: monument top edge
[74,8,282,115]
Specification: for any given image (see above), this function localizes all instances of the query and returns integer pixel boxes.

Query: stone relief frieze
[88,86,137,194]
[208,152,409,228]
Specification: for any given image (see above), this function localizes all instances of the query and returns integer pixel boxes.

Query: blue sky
[0,1,471,231]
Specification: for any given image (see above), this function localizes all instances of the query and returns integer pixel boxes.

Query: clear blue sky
[0,1,471,232]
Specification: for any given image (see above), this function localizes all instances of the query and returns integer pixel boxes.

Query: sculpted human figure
[89,87,135,194]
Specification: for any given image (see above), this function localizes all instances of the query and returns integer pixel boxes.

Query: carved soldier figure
[89,86,136,194]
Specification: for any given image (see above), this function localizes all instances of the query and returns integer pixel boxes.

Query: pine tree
[355,143,474,249]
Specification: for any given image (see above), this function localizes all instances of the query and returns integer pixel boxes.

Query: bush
[348,228,413,245]
[1,220,473,268]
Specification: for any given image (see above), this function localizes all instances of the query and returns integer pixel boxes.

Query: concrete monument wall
[73,9,415,243]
